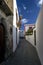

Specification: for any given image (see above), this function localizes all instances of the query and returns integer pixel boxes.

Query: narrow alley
[1,38,41,65]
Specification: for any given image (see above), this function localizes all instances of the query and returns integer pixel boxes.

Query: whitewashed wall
[13,27,17,52]
[13,0,16,52]
[26,33,35,47]
[36,5,43,65]
[13,0,19,52]
[17,28,19,45]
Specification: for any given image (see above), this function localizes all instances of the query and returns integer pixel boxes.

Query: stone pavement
[1,38,41,65]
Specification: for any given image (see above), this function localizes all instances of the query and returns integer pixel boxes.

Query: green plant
[25,29,33,35]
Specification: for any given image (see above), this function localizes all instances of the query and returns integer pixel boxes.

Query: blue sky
[16,0,42,30]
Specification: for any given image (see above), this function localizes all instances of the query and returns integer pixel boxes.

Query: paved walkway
[1,39,41,65]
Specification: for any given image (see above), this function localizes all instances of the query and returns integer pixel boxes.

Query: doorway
[34,30,36,45]
[0,24,5,63]
[16,28,17,44]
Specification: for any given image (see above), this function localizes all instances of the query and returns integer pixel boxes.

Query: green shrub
[25,29,33,35]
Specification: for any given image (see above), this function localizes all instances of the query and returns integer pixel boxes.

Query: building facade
[0,0,13,61]
[0,0,19,63]
[24,24,35,32]
[36,5,43,65]
[13,0,19,52]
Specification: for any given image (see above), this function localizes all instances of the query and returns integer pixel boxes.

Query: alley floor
[1,38,41,65]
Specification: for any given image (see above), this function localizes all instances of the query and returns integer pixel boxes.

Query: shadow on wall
[0,16,19,63]
[13,25,19,52]
[13,25,17,52]
[36,5,43,65]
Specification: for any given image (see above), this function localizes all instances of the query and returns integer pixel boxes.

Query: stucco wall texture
[36,5,43,65]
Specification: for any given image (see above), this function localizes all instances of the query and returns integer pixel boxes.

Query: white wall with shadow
[36,5,43,65]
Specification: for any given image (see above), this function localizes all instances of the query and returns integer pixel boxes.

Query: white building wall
[26,34,34,47]
[25,26,29,32]
[36,5,43,65]
[13,0,19,52]
[25,24,35,47]
[13,0,17,52]
[17,28,19,44]
[13,27,17,52]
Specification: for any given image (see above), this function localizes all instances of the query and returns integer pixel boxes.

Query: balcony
[0,0,13,16]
